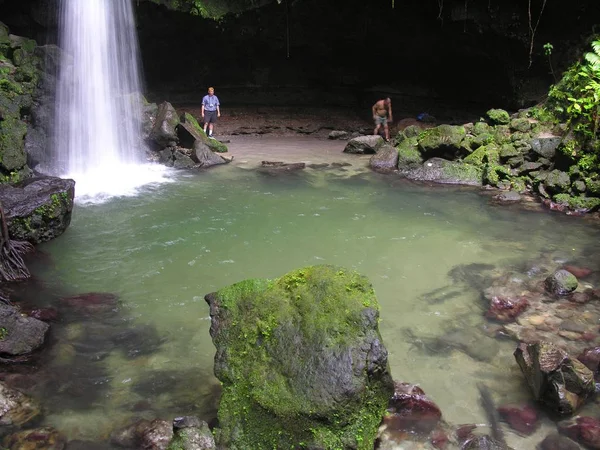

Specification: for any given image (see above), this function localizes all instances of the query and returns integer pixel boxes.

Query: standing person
[201,86,220,138]
[372,97,393,141]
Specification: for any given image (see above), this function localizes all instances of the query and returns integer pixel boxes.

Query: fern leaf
[591,40,600,56]
[585,52,600,70]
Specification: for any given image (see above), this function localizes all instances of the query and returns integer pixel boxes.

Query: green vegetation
[0,327,7,340]
[547,38,600,153]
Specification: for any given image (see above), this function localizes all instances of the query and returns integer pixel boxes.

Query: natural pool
[24,136,600,447]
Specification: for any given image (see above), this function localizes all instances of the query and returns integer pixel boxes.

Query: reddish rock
[59,292,119,315]
[557,416,600,449]
[569,291,592,304]
[563,265,593,279]
[456,424,477,441]
[26,308,59,322]
[430,427,449,449]
[577,347,600,373]
[539,432,582,450]
[497,403,539,435]
[486,296,529,322]
[384,382,442,434]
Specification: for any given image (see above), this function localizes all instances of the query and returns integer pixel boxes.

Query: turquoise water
[28,138,600,446]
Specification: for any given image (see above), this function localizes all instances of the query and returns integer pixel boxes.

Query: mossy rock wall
[204,265,394,450]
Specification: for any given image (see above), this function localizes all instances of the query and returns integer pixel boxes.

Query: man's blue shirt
[202,94,220,111]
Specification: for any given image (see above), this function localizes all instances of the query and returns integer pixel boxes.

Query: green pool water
[29,137,600,447]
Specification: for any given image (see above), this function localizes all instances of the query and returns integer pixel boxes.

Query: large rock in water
[514,341,594,415]
[204,265,394,450]
[0,176,74,244]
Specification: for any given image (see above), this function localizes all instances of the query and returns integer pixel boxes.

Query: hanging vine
[528,0,548,68]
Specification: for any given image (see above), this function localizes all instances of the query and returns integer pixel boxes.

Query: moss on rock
[486,108,510,125]
[207,265,393,450]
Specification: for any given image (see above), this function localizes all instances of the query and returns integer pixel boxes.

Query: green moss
[486,108,510,125]
[0,327,7,340]
[212,265,389,450]
[463,144,500,167]
[441,162,483,183]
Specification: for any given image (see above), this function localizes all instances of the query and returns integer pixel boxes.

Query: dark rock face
[204,265,394,449]
[0,176,74,244]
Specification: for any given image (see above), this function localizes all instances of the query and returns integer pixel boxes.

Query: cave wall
[2,0,599,115]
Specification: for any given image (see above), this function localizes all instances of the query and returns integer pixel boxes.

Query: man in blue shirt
[201,86,221,138]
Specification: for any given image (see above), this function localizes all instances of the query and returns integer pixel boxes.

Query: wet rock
[1,176,75,244]
[514,341,595,415]
[3,426,67,450]
[0,304,49,355]
[577,347,600,374]
[545,270,578,296]
[486,295,529,322]
[328,130,350,140]
[173,150,196,169]
[194,141,229,168]
[370,144,399,172]
[258,161,306,174]
[0,380,40,427]
[492,191,522,203]
[343,135,383,154]
[531,136,561,159]
[59,292,119,315]
[563,265,593,279]
[173,416,203,430]
[66,440,114,450]
[383,382,442,434]
[497,403,539,435]
[538,432,581,450]
[25,307,58,322]
[149,101,179,147]
[110,419,151,448]
[170,420,216,450]
[110,324,165,359]
[140,419,173,450]
[557,416,600,449]
[402,157,483,186]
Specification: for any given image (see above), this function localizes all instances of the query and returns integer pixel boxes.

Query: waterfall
[54,0,171,202]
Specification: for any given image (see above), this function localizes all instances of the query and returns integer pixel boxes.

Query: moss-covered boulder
[179,112,228,153]
[417,125,466,158]
[486,108,510,125]
[463,143,500,167]
[509,118,531,133]
[396,136,423,170]
[402,157,482,186]
[204,265,394,450]
[543,169,571,194]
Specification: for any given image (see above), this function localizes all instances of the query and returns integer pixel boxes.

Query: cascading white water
[55,0,171,202]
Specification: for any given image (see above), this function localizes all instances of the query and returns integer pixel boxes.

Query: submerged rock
[0,304,49,355]
[204,265,393,449]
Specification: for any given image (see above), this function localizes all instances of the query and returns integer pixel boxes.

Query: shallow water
[25,136,600,447]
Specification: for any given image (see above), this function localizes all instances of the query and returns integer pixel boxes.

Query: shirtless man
[372,97,393,141]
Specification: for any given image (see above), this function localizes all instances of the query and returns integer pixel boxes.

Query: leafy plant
[544,42,556,82]
[547,38,600,159]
